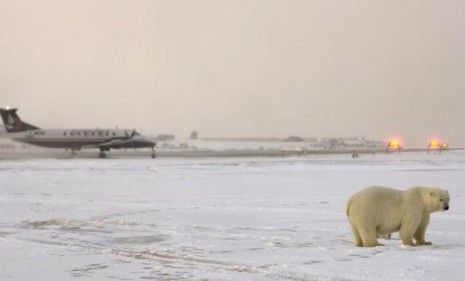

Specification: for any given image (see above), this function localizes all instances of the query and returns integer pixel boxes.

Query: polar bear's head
[427,188,450,212]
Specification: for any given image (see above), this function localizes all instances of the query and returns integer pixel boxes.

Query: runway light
[387,138,402,151]
[428,138,449,152]
[428,139,441,149]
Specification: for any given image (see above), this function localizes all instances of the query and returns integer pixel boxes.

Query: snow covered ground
[1,151,464,280]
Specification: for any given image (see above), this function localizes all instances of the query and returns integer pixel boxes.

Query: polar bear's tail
[345,198,352,217]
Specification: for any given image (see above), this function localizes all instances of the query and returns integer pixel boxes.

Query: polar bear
[345,186,450,247]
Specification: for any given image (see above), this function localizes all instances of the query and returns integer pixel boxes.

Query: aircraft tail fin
[0,108,39,132]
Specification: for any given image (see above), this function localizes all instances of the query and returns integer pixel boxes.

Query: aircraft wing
[82,139,127,149]
[83,137,155,150]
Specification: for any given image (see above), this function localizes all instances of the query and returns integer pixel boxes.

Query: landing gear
[151,147,156,159]
[99,150,106,158]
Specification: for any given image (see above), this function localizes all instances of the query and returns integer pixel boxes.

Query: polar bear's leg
[399,217,421,246]
[359,227,382,247]
[414,214,432,246]
[350,224,363,246]
[399,227,415,246]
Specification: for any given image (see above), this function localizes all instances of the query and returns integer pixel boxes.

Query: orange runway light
[427,139,449,152]
[428,139,441,149]
[387,139,402,151]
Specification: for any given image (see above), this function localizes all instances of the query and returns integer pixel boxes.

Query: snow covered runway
[1,152,464,280]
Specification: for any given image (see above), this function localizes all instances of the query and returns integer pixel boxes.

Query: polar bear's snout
[441,195,450,211]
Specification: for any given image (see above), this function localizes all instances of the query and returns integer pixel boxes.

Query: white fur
[346,186,450,247]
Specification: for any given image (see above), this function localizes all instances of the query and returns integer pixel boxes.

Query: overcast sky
[1,0,464,147]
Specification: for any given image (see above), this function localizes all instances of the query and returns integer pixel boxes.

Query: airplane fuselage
[8,128,155,150]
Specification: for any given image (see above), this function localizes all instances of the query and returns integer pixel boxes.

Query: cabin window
[106,132,109,136]
[112,132,116,136]
[84,132,88,136]
[64,132,67,136]
[91,132,94,136]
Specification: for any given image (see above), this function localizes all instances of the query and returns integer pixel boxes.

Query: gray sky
[1,0,464,147]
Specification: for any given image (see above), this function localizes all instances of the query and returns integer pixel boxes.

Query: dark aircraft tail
[0,108,39,132]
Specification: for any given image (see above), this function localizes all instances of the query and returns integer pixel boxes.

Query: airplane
[0,107,156,158]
